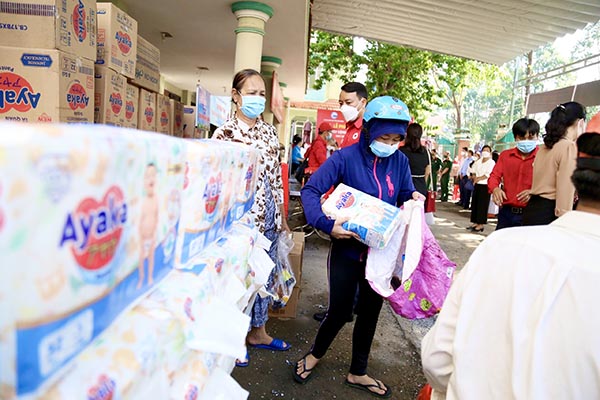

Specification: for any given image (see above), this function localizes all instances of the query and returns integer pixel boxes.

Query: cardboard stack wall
[93,65,126,126]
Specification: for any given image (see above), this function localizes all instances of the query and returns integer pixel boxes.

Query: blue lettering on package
[20,54,53,68]
[15,221,179,395]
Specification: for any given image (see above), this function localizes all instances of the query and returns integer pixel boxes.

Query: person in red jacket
[488,117,540,230]
[305,122,332,175]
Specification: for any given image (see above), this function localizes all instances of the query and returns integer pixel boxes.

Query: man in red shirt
[339,82,368,148]
[488,117,540,230]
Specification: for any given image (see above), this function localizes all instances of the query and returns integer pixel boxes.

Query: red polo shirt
[341,116,363,148]
[488,146,538,208]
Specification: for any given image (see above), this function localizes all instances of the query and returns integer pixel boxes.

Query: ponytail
[543,102,586,149]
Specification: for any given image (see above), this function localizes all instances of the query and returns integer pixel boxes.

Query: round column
[231,2,273,73]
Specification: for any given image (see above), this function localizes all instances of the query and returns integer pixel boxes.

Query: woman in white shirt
[467,145,495,232]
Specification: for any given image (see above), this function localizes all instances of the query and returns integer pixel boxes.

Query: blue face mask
[239,95,266,119]
[516,140,537,154]
[369,140,398,158]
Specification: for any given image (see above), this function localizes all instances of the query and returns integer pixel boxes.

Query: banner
[316,109,347,146]
[210,95,231,128]
[271,72,285,124]
[196,85,211,130]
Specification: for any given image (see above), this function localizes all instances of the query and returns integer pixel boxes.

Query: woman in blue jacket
[295,96,424,398]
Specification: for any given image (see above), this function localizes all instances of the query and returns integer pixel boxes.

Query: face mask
[239,95,265,119]
[326,132,333,140]
[369,140,398,158]
[481,151,491,159]
[340,103,360,122]
[516,140,537,154]
[461,151,466,157]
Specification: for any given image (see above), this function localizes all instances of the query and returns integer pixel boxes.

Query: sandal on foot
[293,354,315,384]
[344,378,392,398]
[250,338,291,351]
[235,352,249,368]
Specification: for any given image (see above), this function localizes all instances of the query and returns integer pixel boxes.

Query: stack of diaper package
[0,122,268,399]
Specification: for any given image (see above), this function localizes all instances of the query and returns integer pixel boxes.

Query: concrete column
[231,2,273,73]
[260,56,282,125]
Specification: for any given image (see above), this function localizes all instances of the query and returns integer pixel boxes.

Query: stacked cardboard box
[169,99,184,137]
[183,105,196,138]
[138,88,157,132]
[96,2,137,79]
[123,83,139,128]
[0,0,97,123]
[156,93,171,134]
[131,35,160,93]
[94,65,126,126]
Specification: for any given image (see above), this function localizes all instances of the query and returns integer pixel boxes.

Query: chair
[288,177,330,240]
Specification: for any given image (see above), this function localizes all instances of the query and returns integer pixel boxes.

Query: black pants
[470,183,491,224]
[311,242,383,376]
[522,194,557,226]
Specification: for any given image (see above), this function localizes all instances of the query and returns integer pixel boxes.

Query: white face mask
[481,151,491,159]
[340,103,360,122]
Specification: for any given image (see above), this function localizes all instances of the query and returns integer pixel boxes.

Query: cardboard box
[123,83,138,129]
[0,0,97,61]
[269,287,300,319]
[169,99,184,137]
[182,105,196,138]
[96,2,137,79]
[156,93,171,134]
[94,65,126,126]
[130,35,160,92]
[0,46,94,123]
[137,88,156,132]
[290,231,304,286]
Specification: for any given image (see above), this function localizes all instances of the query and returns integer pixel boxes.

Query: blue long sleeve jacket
[301,132,415,260]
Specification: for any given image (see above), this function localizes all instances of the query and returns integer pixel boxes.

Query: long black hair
[572,133,600,202]
[404,123,425,153]
[544,102,586,149]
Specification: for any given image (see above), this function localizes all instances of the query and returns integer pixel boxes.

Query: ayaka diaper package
[175,139,259,269]
[321,183,403,249]
[0,122,184,396]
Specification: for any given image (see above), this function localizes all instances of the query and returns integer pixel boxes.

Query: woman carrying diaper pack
[297,96,425,398]
[213,69,291,367]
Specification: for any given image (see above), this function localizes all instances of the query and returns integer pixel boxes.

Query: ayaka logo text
[72,0,87,43]
[335,191,355,210]
[60,186,128,275]
[115,31,132,54]
[0,72,41,113]
[67,81,89,110]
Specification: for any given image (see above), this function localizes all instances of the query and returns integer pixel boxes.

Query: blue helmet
[363,96,411,124]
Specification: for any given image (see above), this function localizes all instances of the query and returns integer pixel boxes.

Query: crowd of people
[215,68,600,399]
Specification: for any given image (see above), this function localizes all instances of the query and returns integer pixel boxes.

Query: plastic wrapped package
[0,122,184,396]
[321,183,403,249]
[366,201,456,319]
[267,232,297,309]
[175,140,259,269]
[43,307,182,399]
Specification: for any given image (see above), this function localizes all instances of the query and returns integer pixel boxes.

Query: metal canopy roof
[312,0,600,65]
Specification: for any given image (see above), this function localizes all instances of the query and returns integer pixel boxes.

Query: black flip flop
[292,354,315,384]
[344,378,392,398]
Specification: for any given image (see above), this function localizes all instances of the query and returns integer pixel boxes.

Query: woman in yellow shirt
[523,102,586,226]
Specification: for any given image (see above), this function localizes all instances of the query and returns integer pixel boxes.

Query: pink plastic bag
[387,212,455,319]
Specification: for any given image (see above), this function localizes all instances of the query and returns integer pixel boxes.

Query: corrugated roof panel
[312,0,600,64]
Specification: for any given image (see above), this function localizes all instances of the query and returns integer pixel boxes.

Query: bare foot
[296,354,319,380]
[346,374,389,396]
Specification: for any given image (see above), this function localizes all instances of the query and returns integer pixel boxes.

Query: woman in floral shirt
[213,69,291,366]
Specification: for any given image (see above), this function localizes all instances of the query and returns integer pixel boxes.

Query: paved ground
[232,199,496,399]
